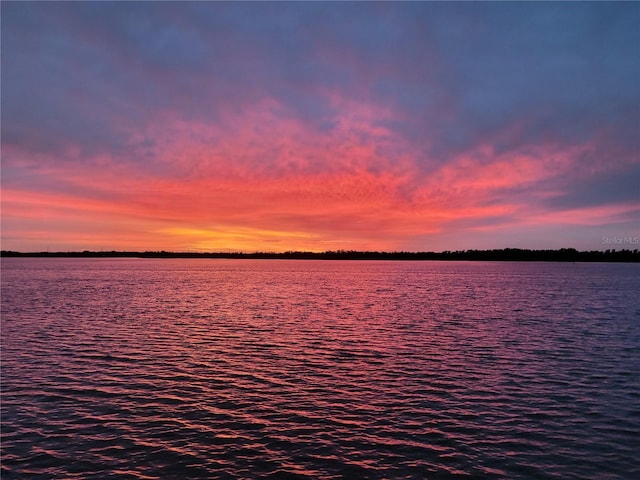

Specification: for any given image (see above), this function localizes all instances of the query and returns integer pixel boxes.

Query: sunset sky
[2,2,639,252]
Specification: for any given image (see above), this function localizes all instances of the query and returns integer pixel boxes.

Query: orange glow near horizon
[3,122,636,253]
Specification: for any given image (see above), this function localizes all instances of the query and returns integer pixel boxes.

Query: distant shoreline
[1,248,638,262]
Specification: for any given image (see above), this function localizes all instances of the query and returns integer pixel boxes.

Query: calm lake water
[2,258,639,479]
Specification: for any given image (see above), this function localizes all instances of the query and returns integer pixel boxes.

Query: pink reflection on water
[2,259,639,479]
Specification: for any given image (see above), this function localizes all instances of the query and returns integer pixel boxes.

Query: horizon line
[2,247,638,262]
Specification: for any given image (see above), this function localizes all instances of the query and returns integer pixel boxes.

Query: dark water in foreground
[2,259,639,479]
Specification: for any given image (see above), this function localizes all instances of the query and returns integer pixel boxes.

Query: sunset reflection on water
[2,259,639,479]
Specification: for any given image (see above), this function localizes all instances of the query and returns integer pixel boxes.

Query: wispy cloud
[2,2,638,251]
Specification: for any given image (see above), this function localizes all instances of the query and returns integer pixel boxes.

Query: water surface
[2,259,639,479]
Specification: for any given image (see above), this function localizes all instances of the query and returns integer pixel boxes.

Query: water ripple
[2,259,639,479]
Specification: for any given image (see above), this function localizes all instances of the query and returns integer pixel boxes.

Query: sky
[2,2,639,253]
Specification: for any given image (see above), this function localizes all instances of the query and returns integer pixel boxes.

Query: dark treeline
[1,248,639,262]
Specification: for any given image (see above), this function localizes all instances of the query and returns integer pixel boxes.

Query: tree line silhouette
[1,248,638,262]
